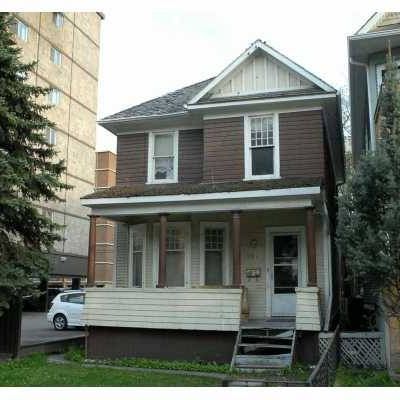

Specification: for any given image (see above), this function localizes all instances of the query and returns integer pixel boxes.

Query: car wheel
[53,314,67,330]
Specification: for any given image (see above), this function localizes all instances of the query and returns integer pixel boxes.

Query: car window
[60,294,68,302]
[67,293,85,304]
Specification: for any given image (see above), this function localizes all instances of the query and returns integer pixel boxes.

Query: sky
[95,1,374,153]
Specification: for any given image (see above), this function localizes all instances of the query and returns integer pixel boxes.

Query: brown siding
[203,117,244,182]
[179,129,203,184]
[116,133,148,185]
[280,110,325,178]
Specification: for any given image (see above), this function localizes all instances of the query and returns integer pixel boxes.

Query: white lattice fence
[319,332,386,369]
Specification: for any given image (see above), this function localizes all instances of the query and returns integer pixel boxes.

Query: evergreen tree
[337,48,400,318]
[0,14,70,315]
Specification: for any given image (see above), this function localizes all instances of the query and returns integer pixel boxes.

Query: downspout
[322,201,333,331]
[349,57,376,151]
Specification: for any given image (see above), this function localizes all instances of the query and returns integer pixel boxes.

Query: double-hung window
[153,222,190,287]
[200,223,229,286]
[129,224,146,287]
[148,131,178,183]
[245,114,279,180]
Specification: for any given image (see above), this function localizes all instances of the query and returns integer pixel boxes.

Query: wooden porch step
[235,353,292,366]
[239,343,292,350]
[241,334,293,340]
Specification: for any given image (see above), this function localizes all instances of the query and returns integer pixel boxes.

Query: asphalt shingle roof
[101,78,214,121]
[82,177,322,200]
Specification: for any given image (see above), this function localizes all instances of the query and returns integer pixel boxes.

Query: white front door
[266,227,306,317]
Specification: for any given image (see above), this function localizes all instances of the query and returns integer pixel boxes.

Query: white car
[47,291,85,330]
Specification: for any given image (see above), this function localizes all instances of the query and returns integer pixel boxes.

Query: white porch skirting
[295,286,321,331]
[83,287,242,332]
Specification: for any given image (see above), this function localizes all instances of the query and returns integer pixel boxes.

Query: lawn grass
[0,353,221,387]
[65,347,231,374]
[335,366,400,387]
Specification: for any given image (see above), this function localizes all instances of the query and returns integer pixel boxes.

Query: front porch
[84,209,329,331]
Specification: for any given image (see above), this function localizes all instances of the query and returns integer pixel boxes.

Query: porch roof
[82,177,321,200]
[81,178,322,218]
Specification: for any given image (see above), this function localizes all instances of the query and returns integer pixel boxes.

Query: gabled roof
[101,78,213,123]
[188,39,336,105]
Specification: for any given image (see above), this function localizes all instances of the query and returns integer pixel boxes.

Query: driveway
[21,312,84,347]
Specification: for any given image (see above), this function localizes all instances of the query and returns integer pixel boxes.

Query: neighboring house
[348,13,400,370]
[81,39,344,366]
[11,12,103,289]
[348,12,400,162]
[95,151,116,286]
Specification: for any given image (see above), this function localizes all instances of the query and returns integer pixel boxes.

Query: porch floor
[241,318,295,330]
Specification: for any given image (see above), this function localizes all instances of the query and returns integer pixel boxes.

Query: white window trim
[152,221,191,288]
[376,60,400,90]
[244,112,280,180]
[147,130,179,184]
[265,225,307,318]
[199,222,230,286]
[128,224,146,288]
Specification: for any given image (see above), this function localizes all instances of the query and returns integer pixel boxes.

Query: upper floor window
[48,87,61,105]
[13,19,28,42]
[53,12,64,28]
[147,131,179,184]
[244,114,280,180]
[50,47,62,65]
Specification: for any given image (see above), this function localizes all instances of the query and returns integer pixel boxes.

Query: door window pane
[273,235,298,294]
[204,228,224,285]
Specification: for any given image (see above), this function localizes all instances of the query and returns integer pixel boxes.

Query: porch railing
[307,325,340,387]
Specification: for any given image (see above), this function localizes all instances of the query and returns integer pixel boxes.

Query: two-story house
[81,40,344,368]
[348,12,400,370]
[349,12,400,162]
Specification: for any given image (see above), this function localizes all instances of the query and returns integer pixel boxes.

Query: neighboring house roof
[82,177,321,200]
[356,12,400,35]
[101,78,213,122]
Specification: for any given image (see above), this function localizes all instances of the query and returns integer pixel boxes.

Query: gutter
[349,57,376,151]
[98,111,188,125]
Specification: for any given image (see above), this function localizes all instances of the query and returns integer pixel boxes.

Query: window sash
[246,114,279,179]
[48,89,61,105]
[148,131,178,183]
[130,225,146,288]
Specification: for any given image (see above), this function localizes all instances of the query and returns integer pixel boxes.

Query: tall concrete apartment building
[12,12,103,285]
[95,151,116,285]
